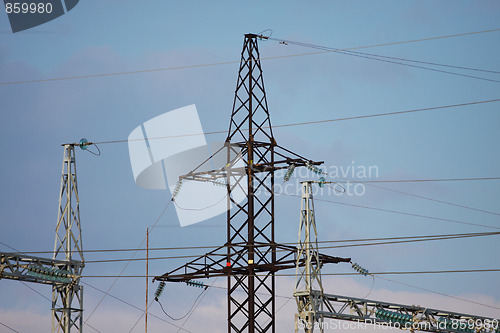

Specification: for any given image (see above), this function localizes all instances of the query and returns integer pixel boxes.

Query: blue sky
[1,1,499,332]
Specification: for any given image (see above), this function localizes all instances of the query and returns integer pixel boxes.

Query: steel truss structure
[294,181,326,333]
[307,293,500,333]
[0,144,84,333]
[52,144,85,332]
[155,34,350,333]
[292,182,499,333]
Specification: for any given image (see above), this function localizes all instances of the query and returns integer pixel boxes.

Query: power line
[1,28,498,86]
[183,274,500,313]
[156,290,207,321]
[268,37,500,83]
[376,276,500,311]
[294,194,500,230]
[84,200,173,325]
[315,232,500,251]
[12,231,499,256]
[80,269,500,278]
[361,182,500,216]
[127,299,156,333]
[341,28,500,51]
[342,50,500,74]
[269,99,500,130]
[81,232,499,264]
[325,173,500,216]
[4,243,105,333]
[174,277,219,333]
[81,281,192,332]
[340,177,500,183]
[86,98,500,145]
[0,322,20,333]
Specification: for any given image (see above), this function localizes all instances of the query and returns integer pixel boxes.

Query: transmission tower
[52,143,85,332]
[1,143,86,333]
[293,181,499,333]
[154,33,350,333]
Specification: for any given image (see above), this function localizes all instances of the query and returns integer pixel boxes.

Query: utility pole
[154,34,350,333]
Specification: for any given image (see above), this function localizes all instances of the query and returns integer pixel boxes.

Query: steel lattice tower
[155,33,349,333]
[294,181,325,333]
[225,33,277,332]
[52,144,85,333]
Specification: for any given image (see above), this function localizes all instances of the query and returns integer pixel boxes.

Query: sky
[0,1,499,332]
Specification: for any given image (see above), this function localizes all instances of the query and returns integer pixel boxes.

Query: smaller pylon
[294,181,325,333]
[52,144,84,333]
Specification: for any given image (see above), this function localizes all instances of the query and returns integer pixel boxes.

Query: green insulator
[318,177,326,188]
[79,138,89,150]
[155,281,166,300]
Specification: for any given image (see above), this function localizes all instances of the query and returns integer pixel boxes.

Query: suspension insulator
[27,265,71,283]
[351,262,369,276]
[376,309,412,324]
[172,180,183,199]
[283,164,296,182]
[212,180,227,187]
[305,161,323,175]
[185,280,208,289]
[154,281,166,301]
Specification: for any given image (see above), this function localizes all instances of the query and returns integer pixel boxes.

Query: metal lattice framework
[155,33,350,333]
[292,182,499,333]
[294,181,326,333]
[0,144,84,333]
[314,293,499,333]
[52,144,85,332]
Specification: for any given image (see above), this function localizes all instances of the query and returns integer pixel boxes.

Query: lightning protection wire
[267,37,500,83]
[2,28,498,86]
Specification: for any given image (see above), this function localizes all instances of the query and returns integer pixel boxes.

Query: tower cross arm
[318,293,499,333]
[0,252,81,285]
[153,243,349,283]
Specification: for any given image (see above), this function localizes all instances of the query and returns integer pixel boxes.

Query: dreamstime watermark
[4,0,80,33]
[297,318,499,331]
[128,105,380,226]
[128,105,247,227]
[263,162,379,198]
